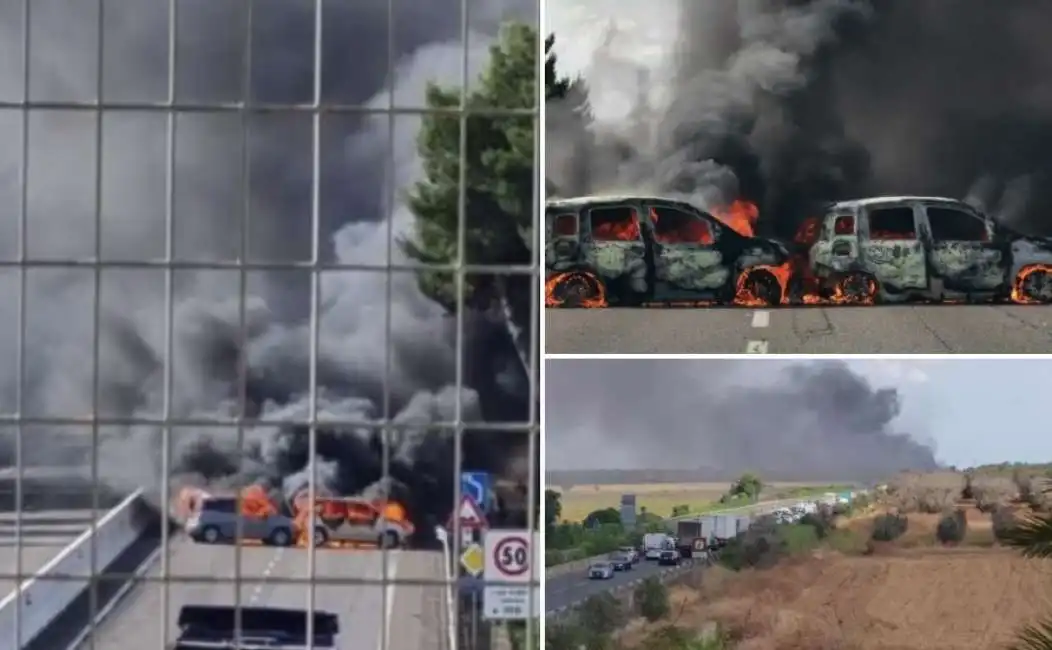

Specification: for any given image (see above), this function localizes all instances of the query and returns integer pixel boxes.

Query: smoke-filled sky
[546,0,1052,238]
[546,359,1052,474]
[0,0,537,530]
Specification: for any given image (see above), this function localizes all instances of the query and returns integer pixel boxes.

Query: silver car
[187,497,296,546]
[588,562,614,580]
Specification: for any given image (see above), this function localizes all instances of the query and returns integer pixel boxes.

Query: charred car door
[921,204,1005,293]
[860,203,928,292]
[643,202,730,299]
[581,203,649,298]
[545,209,581,272]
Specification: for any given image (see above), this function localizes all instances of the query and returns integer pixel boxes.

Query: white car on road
[588,562,615,580]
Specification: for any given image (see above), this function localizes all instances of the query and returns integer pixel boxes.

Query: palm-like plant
[1000,483,1052,650]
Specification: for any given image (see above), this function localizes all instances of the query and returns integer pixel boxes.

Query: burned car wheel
[1016,267,1052,304]
[550,271,606,308]
[736,269,782,306]
[838,272,879,304]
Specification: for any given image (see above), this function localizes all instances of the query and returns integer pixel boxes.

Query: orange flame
[238,485,277,518]
[1011,264,1052,304]
[711,199,760,238]
[545,271,607,308]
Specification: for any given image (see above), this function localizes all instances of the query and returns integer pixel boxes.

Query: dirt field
[617,502,1052,650]
[623,548,1052,650]
[557,481,843,521]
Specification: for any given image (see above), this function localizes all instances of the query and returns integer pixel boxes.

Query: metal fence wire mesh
[0,0,539,648]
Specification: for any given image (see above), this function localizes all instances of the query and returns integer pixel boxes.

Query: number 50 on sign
[483,530,539,620]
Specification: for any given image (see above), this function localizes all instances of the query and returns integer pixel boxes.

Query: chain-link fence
[0,0,539,648]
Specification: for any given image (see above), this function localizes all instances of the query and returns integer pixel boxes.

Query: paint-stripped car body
[805,196,1052,304]
[546,195,789,307]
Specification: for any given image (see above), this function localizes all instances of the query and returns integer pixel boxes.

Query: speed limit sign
[483,529,539,620]
[492,536,529,577]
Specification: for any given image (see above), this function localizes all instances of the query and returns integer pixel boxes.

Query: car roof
[827,196,974,211]
[546,195,710,214]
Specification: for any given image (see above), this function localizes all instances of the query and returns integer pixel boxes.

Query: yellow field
[556,481,846,521]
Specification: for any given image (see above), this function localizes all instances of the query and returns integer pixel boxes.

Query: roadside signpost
[482,529,539,620]
[461,471,492,512]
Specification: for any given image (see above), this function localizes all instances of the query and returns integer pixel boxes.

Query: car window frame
[585,203,644,243]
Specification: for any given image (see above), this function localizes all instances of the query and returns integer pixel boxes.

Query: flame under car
[802,196,1052,305]
[292,494,414,549]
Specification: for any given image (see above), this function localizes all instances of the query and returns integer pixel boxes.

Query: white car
[588,562,615,580]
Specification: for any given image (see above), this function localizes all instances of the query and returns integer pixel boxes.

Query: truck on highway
[712,515,736,548]
[642,532,673,560]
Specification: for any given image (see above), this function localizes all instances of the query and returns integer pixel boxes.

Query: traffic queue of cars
[176,486,415,549]
[587,546,641,580]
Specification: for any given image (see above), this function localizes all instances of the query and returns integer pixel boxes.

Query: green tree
[730,473,763,500]
[544,33,593,197]
[545,34,570,100]
[545,489,562,527]
[1001,487,1052,650]
[403,22,537,371]
[584,507,621,527]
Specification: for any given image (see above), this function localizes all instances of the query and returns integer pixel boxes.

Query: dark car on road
[608,553,633,571]
[658,549,681,566]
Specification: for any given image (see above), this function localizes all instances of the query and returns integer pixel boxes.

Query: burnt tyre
[550,271,605,308]
[838,272,879,304]
[737,269,782,306]
[1017,267,1052,303]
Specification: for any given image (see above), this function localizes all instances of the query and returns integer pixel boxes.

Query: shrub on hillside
[936,508,967,544]
[800,510,834,539]
[969,475,1017,512]
[577,593,622,639]
[545,621,582,650]
[634,577,670,622]
[991,505,1018,542]
[719,532,785,571]
[871,513,908,542]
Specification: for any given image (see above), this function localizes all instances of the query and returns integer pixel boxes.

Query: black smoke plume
[0,0,537,537]
[547,0,1052,239]
[545,359,938,481]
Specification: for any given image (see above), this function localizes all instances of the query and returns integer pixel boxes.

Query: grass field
[556,481,853,521]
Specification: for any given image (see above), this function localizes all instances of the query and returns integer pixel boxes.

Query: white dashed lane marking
[248,548,284,605]
[746,309,770,353]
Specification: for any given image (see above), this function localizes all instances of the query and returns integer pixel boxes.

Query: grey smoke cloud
[545,359,937,480]
[0,0,536,531]
[547,0,1052,238]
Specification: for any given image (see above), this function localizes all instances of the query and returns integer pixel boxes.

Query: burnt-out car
[806,196,1052,304]
[545,195,790,307]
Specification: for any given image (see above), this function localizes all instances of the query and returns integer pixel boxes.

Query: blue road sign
[461,471,491,512]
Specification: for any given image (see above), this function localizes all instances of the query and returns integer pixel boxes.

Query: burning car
[802,196,1052,304]
[291,494,414,548]
[545,195,789,307]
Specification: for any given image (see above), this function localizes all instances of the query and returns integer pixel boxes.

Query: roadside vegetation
[547,464,1052,649]
[547,474,853,567]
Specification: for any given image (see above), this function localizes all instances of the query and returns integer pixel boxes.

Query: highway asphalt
[74,539,448,650]
[546,558,690,613]
[545,304,1052,354]
[0,508,99,596]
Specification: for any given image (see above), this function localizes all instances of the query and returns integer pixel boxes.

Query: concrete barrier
[0,489,150,647]
[546,553,610,579]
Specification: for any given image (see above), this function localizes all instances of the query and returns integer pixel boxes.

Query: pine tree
[401,22,537,370]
